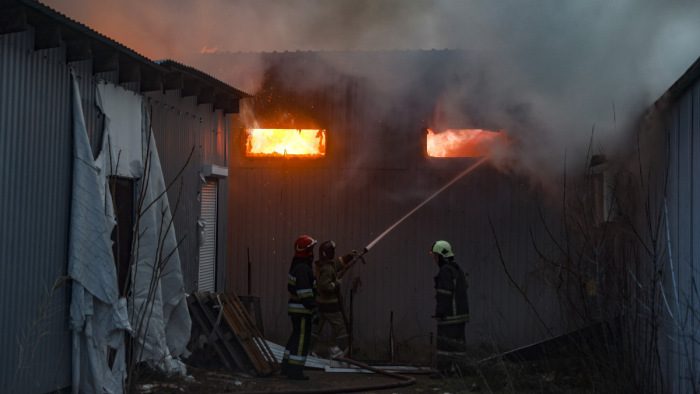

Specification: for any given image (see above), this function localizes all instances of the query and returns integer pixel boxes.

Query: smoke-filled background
[42,0,700,184]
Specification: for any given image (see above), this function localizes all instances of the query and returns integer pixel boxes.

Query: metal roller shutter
[198,179,218,292]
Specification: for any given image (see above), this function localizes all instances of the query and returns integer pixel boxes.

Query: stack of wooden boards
[188,292,279,376]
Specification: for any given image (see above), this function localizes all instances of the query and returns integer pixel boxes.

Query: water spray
[364,156,488,251]
[338,157,488,279]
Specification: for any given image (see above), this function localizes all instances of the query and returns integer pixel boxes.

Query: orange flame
[426,129,506,158]
[246,129,326,158]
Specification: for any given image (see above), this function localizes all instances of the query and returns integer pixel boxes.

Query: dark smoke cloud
[42,0,700,184]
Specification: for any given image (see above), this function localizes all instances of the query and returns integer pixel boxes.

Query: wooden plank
[189,291,279,376]
[189,292,255,374]
[220,293,279,375]
[187,294,233,370]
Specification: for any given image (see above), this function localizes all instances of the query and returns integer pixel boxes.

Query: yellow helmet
[430,240,454,258]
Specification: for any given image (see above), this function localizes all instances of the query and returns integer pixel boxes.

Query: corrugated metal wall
[225,51,571,358]
[228,162,566,356]
[145,91,230,292]
[662,78,700,393]
[0,29,73,393]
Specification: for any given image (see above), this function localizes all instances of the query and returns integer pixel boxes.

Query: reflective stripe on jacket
[434,260,469,325]
[288,256,317,316]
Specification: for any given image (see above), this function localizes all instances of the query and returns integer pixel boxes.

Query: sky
[41,0,700,186]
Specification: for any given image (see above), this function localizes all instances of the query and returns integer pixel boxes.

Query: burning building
[219,50,570,361]
[4,0,700,391]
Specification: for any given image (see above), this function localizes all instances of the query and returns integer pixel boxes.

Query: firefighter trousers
[436,323,466,371]
[282,315,313,377]
[309,310,349,352]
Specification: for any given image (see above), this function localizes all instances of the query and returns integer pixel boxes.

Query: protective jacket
[287,256,317,316]
[434,259,469,325]
[314,253,352,313]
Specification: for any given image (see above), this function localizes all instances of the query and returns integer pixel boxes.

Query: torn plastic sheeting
[69,71,130,394]
[94,80,143,178]
[94,82,191,373]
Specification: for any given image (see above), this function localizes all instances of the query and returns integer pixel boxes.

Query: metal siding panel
[680,89,695,391]
[667,80,700,393]
[149,93,200,292]
[693,82,700,393]
[665,92,682,393]
[228,160,564,355]
[215,174,229,291]
[145,91,230,292]
[0,30,72,392]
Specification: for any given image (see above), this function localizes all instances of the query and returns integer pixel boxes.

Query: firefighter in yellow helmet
[430,240,469,372]
[309,240,357,357]
[281,235,319,380]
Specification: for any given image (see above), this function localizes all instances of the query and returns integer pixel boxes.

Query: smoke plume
[42,0,700,185]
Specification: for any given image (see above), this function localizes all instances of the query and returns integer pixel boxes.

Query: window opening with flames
[426,128,507,158]
[245,128,326,158]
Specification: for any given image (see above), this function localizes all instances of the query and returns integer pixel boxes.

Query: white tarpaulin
[95,81,191,374]
[68,72,130,394]
[94,81,143,178]
[68,76,191,393]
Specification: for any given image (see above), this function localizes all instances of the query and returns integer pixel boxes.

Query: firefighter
[309,240,357,357]
[430,240,469,372]
[281,235,319,380]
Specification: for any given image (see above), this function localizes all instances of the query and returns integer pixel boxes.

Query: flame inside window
[426,128,505,158]
[246,129,326,158]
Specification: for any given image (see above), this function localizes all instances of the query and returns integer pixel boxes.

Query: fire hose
[243,356,416,394]
[336,247,368,357]
[337,247,368,280]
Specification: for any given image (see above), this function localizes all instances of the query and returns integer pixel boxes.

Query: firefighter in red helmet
[309,240,357,357]
[281,235,319,380]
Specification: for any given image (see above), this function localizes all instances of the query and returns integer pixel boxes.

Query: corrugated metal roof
[4,0,165,71]
[662,54,700,101]
[157,59,252,99]
[1,0,248,110]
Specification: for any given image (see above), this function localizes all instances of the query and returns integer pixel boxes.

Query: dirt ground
[130,354,599,394]
[129,333,607,393]
[133,365,478,393]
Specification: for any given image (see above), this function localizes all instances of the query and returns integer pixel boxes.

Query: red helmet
[294,235,317,257]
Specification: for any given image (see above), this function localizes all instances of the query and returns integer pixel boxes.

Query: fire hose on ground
[243,356,416,394]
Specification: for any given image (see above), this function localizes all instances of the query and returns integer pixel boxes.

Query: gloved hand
[312,308,321,325]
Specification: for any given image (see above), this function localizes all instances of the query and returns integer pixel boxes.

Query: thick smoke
[43,0,700,185]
